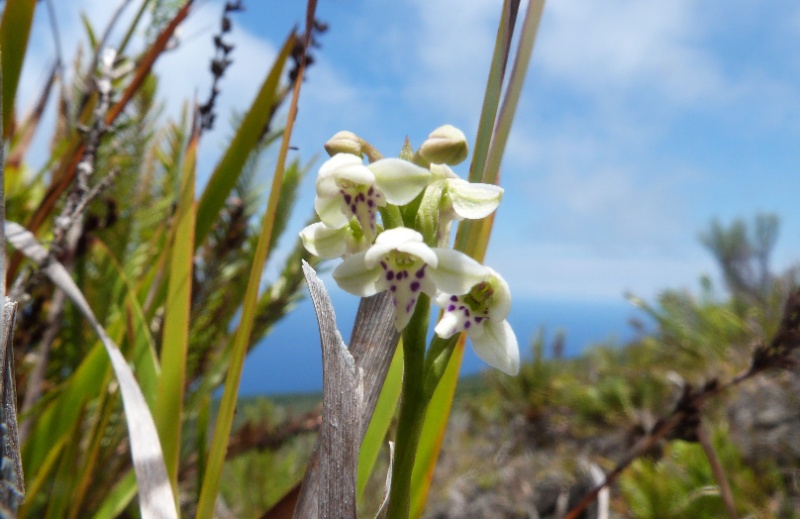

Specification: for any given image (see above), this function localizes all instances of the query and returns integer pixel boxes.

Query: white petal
[333,252,381,296]
[299,222,348,259]
[316,173,341,198]
[434,311,461,339]
[428,249,488,295]
[470,320,519,376]
[316,153,364,196]
[485,267,512,320]
[447,180,503,220]
[319,152,363,176]
[369,158,431,205]
[315,195,349,228]
[334,162,376,185]
[394,240,438,267]
[393,297,418,331]
[375,227,423,246]
[363,241,394,269]
[434,291,453,307]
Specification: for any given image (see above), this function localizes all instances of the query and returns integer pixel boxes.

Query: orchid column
[300,126,520,517]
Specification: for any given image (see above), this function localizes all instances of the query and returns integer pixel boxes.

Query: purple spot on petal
[390,285,397,292]
[367,200,374,208]
[475,317,484,323]
[356,192,366,202]
[415,268,425,279]
[368,186,374,195]
[350,204,357,213]
[464,321,471,329]
[380,261,387,269]
[386,271,395,281]
[406,298,416,313]
[458,305,465,310]
[450,295,458,302]
[410,281,420,292]
[447,304,456,312]
[343,194,352,204]
[483,310,489,315]
[464,309,470,317]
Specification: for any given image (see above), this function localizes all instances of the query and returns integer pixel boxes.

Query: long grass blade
[0,0,36,138]
[410,1,546,515]
[6,221,178,519]
[154,124,197,493]
[91,238,160,405]
[197,1,315,511]
[17,432,66,518]
[90,472,138,519]
[483,0,545,186]
[468,0,516,184]
[357,346,402,498]
[195,34,300,519]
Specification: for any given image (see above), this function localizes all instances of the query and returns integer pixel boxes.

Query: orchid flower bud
[419,124,469,165]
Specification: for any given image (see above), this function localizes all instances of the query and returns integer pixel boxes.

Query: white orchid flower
[429,164,503,246]
[333,227,488,330]
[433,267,519,375]
[315,153,431,243]
[299,219,370,259]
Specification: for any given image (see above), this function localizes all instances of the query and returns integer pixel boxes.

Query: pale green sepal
[471,320,519,376]
[315,193,349,228]
[415,180,445,246]
[300,222,349,259]
[448,180,503,220]
[427,248,488,294]
[333,251,381,297]
[369,158,431,205]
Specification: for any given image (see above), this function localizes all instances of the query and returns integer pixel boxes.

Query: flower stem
[386,294,430,519]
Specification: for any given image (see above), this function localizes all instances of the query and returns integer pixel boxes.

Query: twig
[77,0,135,115]
[10,49,118,303]
[697,421,738,519]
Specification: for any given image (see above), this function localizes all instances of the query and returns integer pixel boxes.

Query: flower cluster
[300,126,519,375]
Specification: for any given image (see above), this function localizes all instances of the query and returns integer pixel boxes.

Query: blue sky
[20,1,800,318]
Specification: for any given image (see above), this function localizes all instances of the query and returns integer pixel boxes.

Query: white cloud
[404,0,500,127]
[536,0,727,106]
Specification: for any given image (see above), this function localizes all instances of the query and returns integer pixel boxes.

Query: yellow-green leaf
[0,0,37,138]
[154,128,197,491]
[358,344,403,498]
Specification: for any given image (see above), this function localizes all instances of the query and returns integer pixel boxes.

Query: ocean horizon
[237,293,653,396]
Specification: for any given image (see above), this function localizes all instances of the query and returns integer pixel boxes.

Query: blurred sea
[238,294,652,396]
